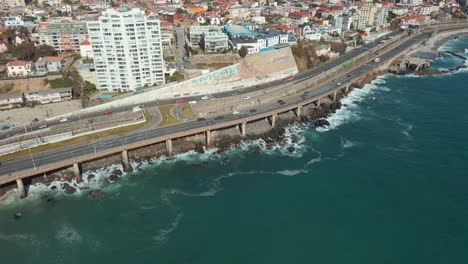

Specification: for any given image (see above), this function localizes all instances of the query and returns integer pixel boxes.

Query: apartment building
[87,8,165,92]
[202,31,229,53]
[355,3,378,30]
[189,25,222,45]
[38,20,88,52]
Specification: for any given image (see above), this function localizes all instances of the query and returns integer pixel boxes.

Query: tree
[35,44,57,59]
[11,42,35,60]
[238,46,248,58]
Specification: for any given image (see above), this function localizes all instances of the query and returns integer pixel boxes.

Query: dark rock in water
[88,190,105,198]
[62,183,76,194]
[108,174,119,182]
[194,143,205,154]
[80,187,90,191]
[87,174,96,181]
[14,212,22,219]
[113,170,123,177]
[314,119,330,127]
[288,146,295,153]
[50,186,57,190]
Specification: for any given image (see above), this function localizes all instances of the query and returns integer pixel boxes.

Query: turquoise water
[1,38,468,263]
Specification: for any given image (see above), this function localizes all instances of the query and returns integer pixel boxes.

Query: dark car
[214,116,225,120]
[32,118,39,122]
[346,74,351,78]
[277,100,286,105]
[242,113,248,118]
[207,121,215,125]
[304,91,310,96]
[197,118,206,121]
[249,109,257,113]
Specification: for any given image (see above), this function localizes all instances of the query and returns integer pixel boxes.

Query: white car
[132,106,141,112]
[243,96,250,100]
[59,117,68,123]
[336,82,341,86]
[232,111,240,115]
[201,95,212,100]
[189,100,197,104]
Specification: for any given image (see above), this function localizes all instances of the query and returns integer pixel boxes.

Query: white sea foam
[276,169,306,176]
[341,137,359,149]
[317,77,388,132]
[56,224,82,245]
[152,211,183,243]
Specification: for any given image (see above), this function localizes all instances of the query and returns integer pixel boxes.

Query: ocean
[0,37,467,263]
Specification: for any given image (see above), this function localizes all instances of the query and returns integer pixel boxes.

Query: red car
[284,75,294,81]
[176,99,184,104]
[104,111,112,116]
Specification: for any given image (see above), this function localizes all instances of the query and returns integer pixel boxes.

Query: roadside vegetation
[158,105,181,126]
[181,104,196,119]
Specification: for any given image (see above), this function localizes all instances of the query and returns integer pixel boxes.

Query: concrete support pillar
[332,90,337,101]
[121,150,132,172]
[205,130,211,147]
[166,139,173,159]
[316,98,322,107]
[270,114,277,128]
[345,85,350,94]
[73,163,82,183]
[16,178,26,198]
[296,106,302,116]
[241,122,246,137]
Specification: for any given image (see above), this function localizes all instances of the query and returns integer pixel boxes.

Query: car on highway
[39,124,48,129]
[132,106,141,112]
[207,121,215,125]
[374,57,381,62]
[59,117,68,123]
[249,109,257,113]
[176,99,184,104]
[232,111,240,115]
[189,100,197,104]
[277,100,286,105]
[284,75,294,81]
[336,82,341,86]
[197,117,206,121]
[32,118,39,122]
[104,111,112,116]
[243,96,250,100]
[214,116,225,120]
[201,95,212,100]
[304,91,310,96]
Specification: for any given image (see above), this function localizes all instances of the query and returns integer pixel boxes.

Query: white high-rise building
[87,8,165,92]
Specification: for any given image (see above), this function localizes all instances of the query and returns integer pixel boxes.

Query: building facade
[38,20,88,52]
[87,8,165,92]
[202,31,229,53]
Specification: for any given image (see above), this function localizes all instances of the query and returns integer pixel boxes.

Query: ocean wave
[276,169,306,176]
[341,137,360,149]
[316,77,388,132]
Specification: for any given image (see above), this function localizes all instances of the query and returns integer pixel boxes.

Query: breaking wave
[317,76,389,132]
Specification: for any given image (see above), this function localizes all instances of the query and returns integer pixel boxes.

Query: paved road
[1,24,466,179]
[0,29,403,141]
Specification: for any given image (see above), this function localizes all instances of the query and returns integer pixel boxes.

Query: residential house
[79,39,93,58]
[288,12,309,26]
[7,60,32,77]
[36,56,64,73]
[4,15,24,27]
[0,93,24,110]
[0,40,7,53]
[24,88,72,104]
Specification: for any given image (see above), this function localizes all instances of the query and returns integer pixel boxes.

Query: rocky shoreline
[0,96,343,202]
[2,31,466,203]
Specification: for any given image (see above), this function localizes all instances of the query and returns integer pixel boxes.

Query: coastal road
[0,26,447,179]
[0,29,404,141]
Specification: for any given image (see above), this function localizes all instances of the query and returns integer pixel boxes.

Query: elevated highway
[1,22,467,192]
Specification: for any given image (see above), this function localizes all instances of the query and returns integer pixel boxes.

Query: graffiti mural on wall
[191,65,239,85]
